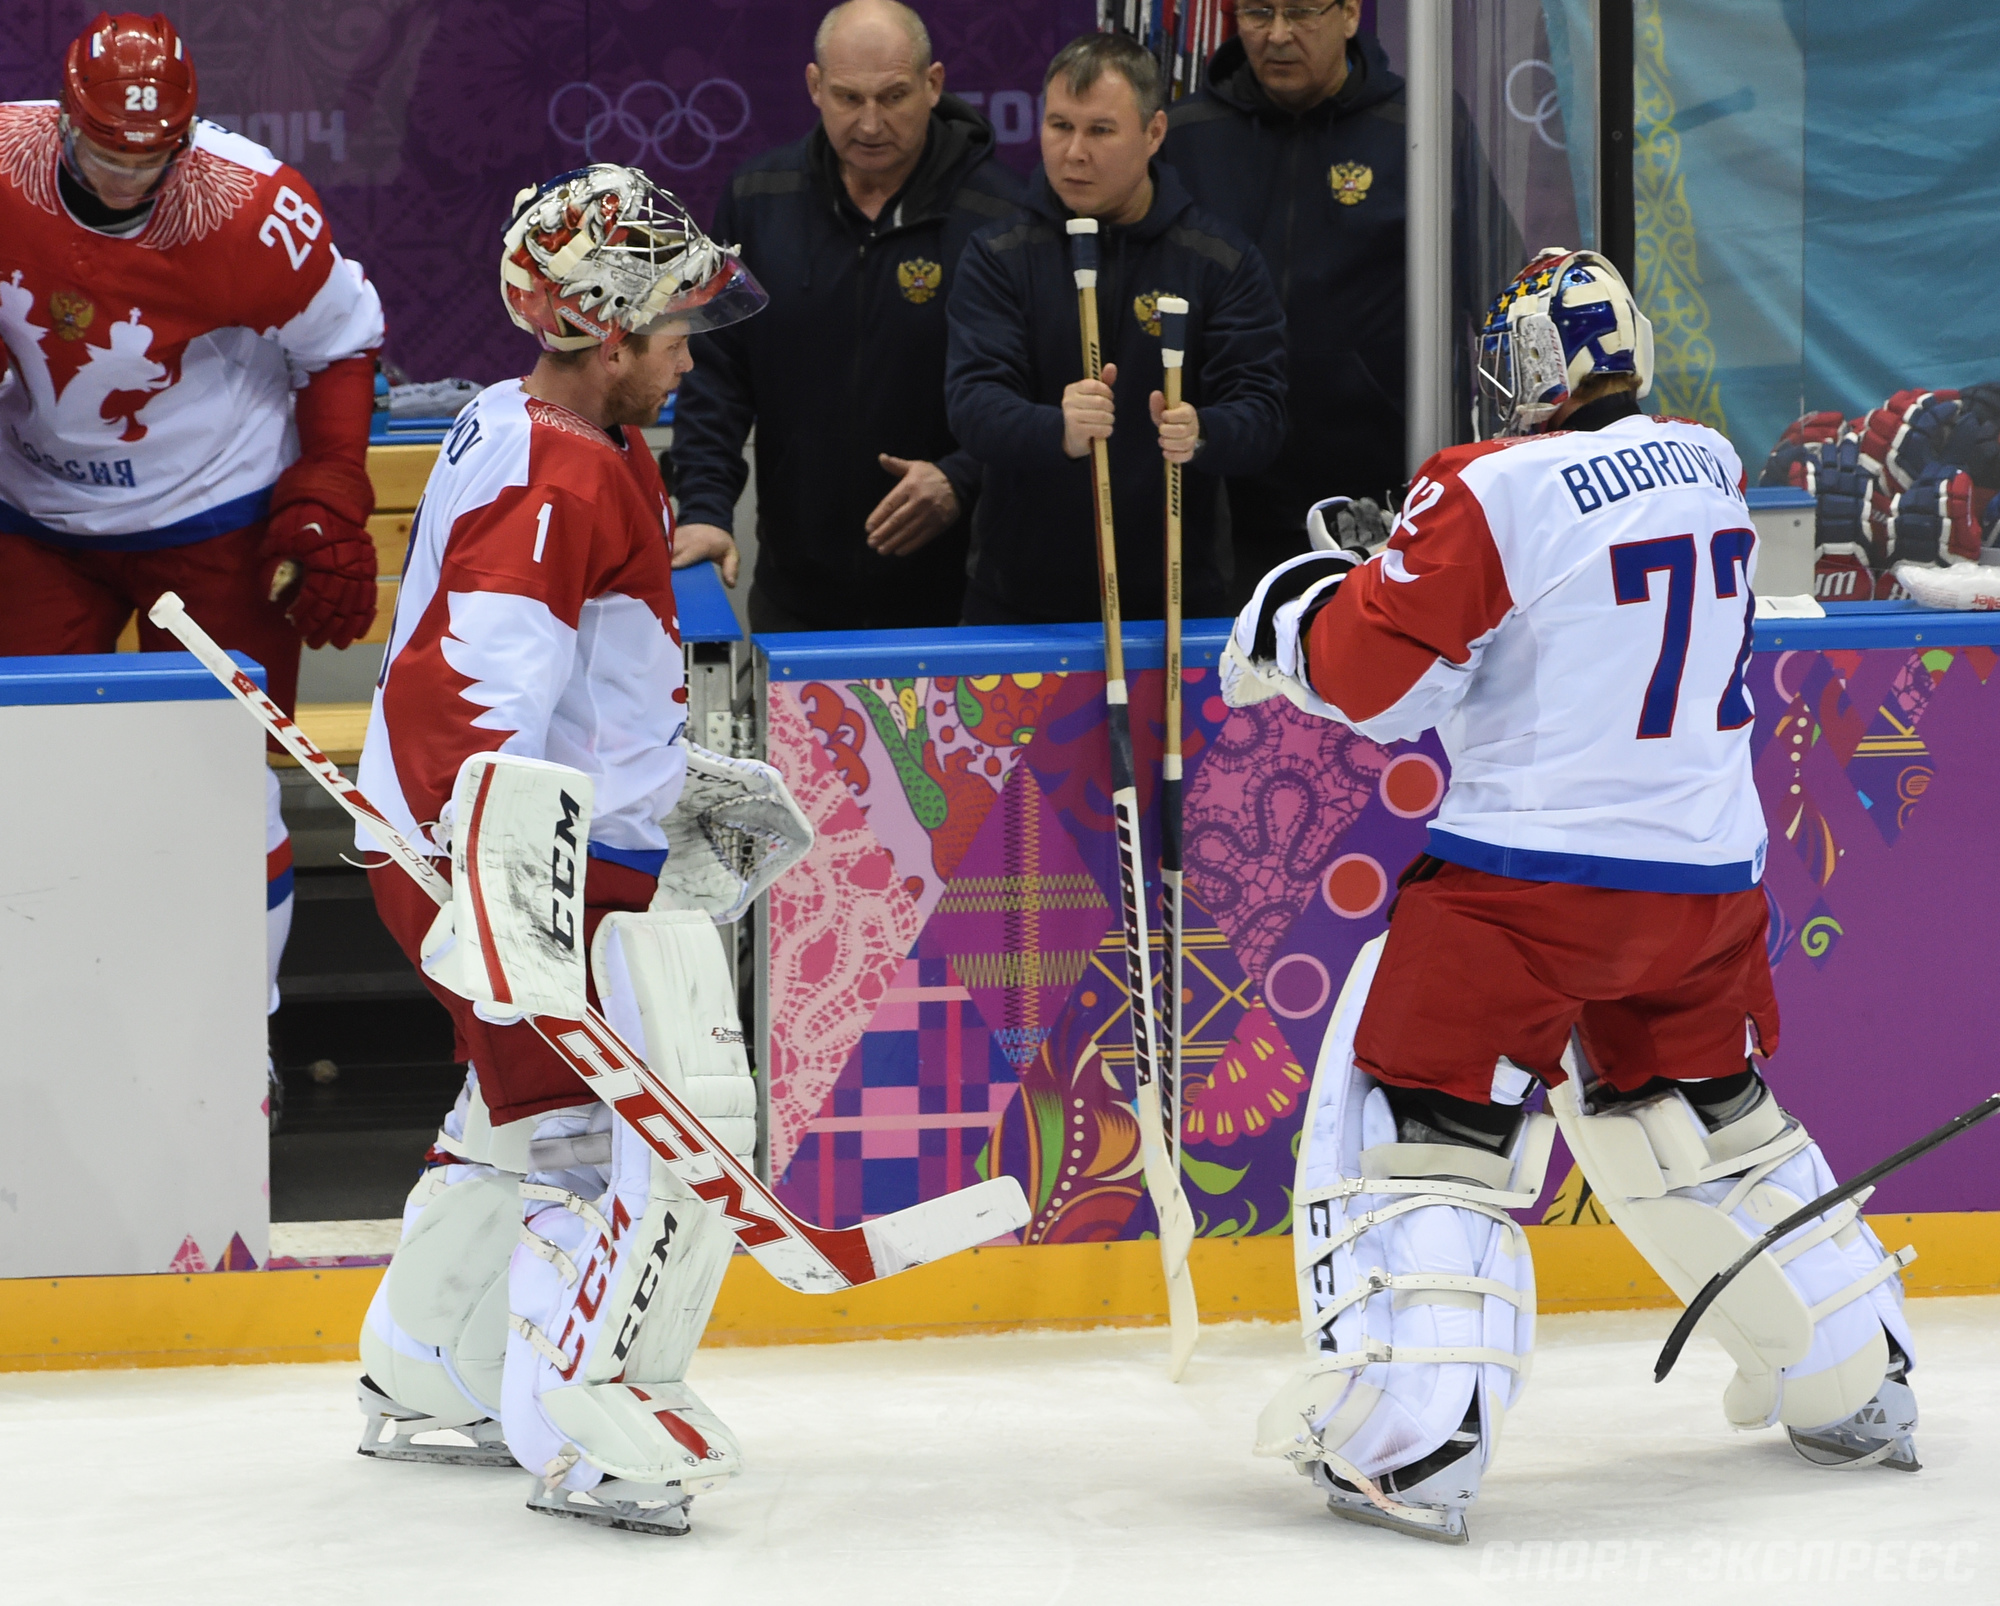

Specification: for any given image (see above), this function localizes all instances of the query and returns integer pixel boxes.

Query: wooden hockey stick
[1156,294,1189,1184]
[1654,1090,2000,1382]
[148,591,1029,1294]
[1065,221,1199,1378]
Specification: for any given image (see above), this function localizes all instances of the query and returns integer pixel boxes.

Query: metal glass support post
[1596,0,1635,284]
[752,645,774,1186]
[1405,0,1454,474]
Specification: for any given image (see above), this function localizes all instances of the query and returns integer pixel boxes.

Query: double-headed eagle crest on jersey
[1329,162,1374,205]
[1134,290,1163,337]
[49,290,95,341]
[897,258,943,304]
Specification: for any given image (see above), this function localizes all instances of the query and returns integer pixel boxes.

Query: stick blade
[859,1176,1031,1279]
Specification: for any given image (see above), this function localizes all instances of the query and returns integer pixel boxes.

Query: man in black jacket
[945,33,1286,626]
[672,0,1022,631]
[1161,2,1515,605]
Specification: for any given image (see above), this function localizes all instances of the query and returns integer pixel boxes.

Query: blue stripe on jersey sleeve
[1426,828,1760,894]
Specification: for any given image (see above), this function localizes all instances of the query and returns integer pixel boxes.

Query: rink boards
[6,1214,1999,1371]
[755,605,2000,1253]
[6,604,2000,1369]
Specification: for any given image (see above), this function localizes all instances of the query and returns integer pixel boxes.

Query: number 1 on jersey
[1609,528,1757,739]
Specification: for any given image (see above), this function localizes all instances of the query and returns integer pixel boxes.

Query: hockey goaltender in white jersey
[351,163,815,1536]
[1226,249,1921,1543]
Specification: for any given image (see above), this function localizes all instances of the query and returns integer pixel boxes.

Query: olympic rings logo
[1505,59,1566,151]
[547,79,752,173]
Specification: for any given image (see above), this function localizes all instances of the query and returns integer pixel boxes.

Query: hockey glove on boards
[1220,548,1360,712]
[259,455,378,650]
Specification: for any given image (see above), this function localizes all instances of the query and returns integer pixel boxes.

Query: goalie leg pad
[358,1072,526,1465]
[1255,937,1555,1544]
[1549,1064,1917,1445]
[592,911,757,1163]
[502,1102,741,1518]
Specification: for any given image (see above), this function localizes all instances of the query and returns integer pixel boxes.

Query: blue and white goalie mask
[1473,248,1655,439]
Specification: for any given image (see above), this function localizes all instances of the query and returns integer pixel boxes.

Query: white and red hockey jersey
[358,381,687,865]
[0,106,383,546]
[1307,411,1768,893]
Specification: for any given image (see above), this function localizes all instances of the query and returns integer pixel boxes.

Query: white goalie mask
[1474,248,1655,438]
[501,164,767,352]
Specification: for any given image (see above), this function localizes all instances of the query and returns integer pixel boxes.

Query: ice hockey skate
[354,1374,517,1469]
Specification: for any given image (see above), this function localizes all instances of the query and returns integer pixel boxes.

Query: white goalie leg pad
[1549,1065,1917,1437]
[502,1101,741,1502]
[359,1071,531,1446]
[592,911,757,1163]
[1255,937,1554,1543]
[420,752,592,1019]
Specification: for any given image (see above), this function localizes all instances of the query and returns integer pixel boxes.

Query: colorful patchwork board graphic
[765,649,2000,1238]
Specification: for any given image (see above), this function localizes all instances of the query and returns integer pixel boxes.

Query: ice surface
[5,1300,1996,1604]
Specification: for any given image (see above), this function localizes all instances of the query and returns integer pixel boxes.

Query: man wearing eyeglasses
[1162,2,1512,608]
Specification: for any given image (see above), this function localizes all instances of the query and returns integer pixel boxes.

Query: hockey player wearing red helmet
[0,12,386,1091]
[352,164,794,1536]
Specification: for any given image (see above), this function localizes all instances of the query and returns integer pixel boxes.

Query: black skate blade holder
[1654,1091,2000,1383]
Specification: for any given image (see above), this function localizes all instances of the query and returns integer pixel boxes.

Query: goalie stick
[148,591,1029,1294]
[1067,221,1199,1379]
[1653,1090,2000,1383]
[1156,294,1189,1181]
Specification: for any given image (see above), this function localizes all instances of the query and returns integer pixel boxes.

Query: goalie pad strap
[510,1313,573,1373]
[1359,1142,1515,1190]
[518,1224,580,1286]
[1808,1246,1917,1326]
[1298,1191,1529,1263]
[1317,1342,1526,1373]
[1770,1195,1867,1267]
[518,1183,611,1241]
[1308,1271,1530,1336]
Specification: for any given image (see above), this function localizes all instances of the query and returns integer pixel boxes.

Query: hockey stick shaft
[148,592,1027,1292]
[149,591,450,903]
[1158,296,1188,1173]
[1067,224,1198,1377]
[1653,1090,2000,1382]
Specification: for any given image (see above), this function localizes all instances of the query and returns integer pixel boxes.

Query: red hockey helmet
[62,13,198,152]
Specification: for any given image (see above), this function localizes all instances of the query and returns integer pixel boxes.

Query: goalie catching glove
[1219,548,1362,714]
[653,744,814,925]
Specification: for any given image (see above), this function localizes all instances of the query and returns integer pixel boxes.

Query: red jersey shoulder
[1411,436,1520,487]
[523,401,667,517]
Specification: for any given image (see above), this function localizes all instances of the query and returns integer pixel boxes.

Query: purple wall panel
[0,1,1090,384]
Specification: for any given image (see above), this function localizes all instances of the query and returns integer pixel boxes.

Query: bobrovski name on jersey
[10,426,136,487]
[1558,434,1741,518]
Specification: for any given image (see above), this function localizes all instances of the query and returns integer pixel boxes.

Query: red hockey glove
[259,455,378,650]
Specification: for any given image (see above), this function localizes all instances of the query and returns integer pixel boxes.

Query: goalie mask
[1474,248,1654,439]
[501,165,767,352]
